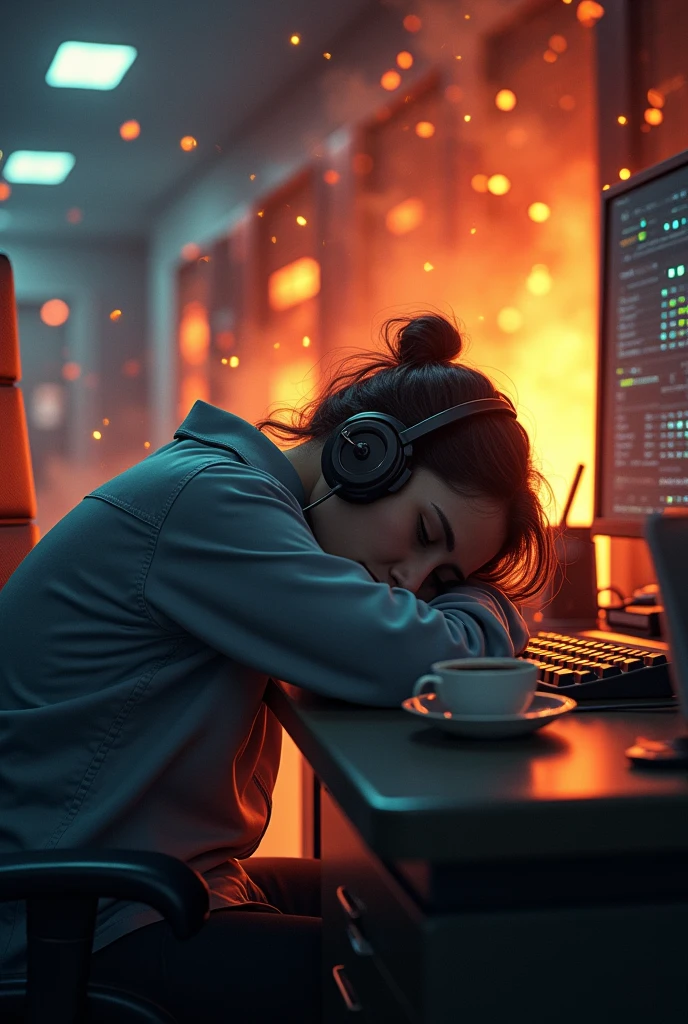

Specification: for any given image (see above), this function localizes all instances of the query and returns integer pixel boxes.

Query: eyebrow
[430,502,466,582]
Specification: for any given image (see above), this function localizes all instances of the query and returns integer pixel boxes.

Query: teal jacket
[0,400,529,973]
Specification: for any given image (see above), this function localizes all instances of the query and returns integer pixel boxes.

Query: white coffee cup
[412,658,539,717]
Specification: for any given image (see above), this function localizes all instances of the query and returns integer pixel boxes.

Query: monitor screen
[594,148,688,537]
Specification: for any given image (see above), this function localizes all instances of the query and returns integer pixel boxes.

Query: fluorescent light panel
[4,151,75,185]
[46,41,137,90]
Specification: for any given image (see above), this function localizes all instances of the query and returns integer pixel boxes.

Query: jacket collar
[174,400,306,507]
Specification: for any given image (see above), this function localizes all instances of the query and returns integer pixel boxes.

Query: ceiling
[0,0,375,241]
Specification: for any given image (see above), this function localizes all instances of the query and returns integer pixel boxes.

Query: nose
[392,556,440,595]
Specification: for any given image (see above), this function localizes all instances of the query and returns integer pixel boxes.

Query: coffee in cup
[412,658,539,717]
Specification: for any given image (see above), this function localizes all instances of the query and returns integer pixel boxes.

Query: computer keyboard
[520,630,675,705]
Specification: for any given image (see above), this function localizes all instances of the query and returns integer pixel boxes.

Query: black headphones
[302,397,517,512]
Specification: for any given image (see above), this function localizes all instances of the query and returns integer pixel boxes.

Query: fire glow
[268,257,321,311]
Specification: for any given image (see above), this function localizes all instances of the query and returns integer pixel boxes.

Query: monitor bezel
[592,146,688,539]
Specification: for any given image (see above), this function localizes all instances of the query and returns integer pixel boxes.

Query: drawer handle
[347,921,373,957]
[332,964,362,1012]
[336,884,363,920]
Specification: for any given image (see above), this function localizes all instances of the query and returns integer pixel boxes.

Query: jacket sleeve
[144,459,530,707]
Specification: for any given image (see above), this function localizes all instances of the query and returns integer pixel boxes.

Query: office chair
[0,256,212,1021]
[0,850,210,1024]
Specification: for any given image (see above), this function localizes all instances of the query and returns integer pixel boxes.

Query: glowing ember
[471,174,489,193]
[323,52,331,59]
[495,89,517,111]
[144,442,151,449]
[463,114,472,122]
[619,167,631,180]
[487,174,511,195]
[41,299,70,326]
[249,173,256,181]
[576,2,605,28]
[549,35,568,53]
[526,265,552,295]
[0,183,11,201]
[290,34,300,45]
[617,115,627,124]
[423,261,434,272]
[381,70,401,91]
[644,108,663,126]
[296,215,307,225]
[403,14,422,32]
[323,169,340,185]
[497,307,523,332]
[415,121,435,138]
[528,202,551,222]
[647,88,665,108]
[92,431,102,440]
[271,236,277,243]
[396,51,414,69]
[229,356,239,367]
[385,197,425,235]
[544,50,558,63]
[180,136,198,151]
[119,120,140,140]
[102,418,110,426]
[302,336,311,347]
[110,309,122,321]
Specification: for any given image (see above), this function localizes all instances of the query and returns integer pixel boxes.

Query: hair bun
[389,314,464,368]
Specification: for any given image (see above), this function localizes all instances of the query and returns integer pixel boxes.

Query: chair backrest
[0,849,211,1024]
[0,253,39,590]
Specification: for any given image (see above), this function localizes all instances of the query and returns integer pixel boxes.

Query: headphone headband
[399,397,516,445]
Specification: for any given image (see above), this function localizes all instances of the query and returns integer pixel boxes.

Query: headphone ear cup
[321,413,412,503]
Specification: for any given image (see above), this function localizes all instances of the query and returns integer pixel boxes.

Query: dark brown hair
[256,313,558,603]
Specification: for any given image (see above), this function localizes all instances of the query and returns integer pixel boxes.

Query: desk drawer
[326,940,414,1023]
[321,788,422,1019]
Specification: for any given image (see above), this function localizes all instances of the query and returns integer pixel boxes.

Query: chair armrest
[0,849,210,939]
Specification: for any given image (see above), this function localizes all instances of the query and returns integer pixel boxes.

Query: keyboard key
[551,668,576,687]
[590,662,622,678]
[573,669,597,684]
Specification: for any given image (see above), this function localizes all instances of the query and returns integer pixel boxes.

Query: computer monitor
[593,147,688,538]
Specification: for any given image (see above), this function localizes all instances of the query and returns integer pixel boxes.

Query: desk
[265,679,688,1023]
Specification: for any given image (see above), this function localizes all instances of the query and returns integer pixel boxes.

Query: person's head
[257,313,558,604]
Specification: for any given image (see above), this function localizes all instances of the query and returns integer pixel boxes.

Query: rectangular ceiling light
[3,151,76,185]
[46,41,137,90]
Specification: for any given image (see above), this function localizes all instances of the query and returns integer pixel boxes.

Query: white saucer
[401,691,577,739]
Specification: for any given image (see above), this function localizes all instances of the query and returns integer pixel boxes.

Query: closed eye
[417,516,465,589]
[417,515,430,546]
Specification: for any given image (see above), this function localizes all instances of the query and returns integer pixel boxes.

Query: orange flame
[268,257,321,311]
[385,197,425,235]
